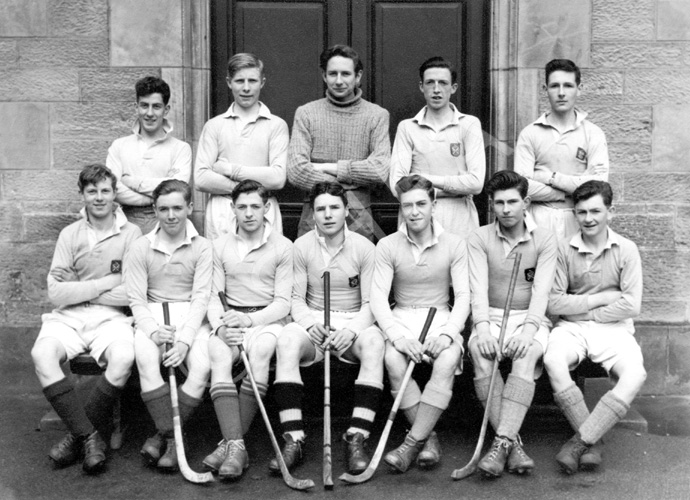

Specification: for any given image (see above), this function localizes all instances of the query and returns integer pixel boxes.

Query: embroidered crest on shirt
[524,267,535,282]
[576,147,587,162]
[450,143,462,157]
[111,260,122,274]
[349,275,360,288]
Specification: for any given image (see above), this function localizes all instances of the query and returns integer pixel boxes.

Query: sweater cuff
[336,160,352,184]
[178,326,196,347]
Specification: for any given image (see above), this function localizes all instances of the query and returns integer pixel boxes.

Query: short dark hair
[227,53,264,79]
[231,179,270,204]
[309,181,348,208]
[135,76,171,105]
[485,170,528,200]
[572,180,613,208]
[319,44,363,74]
[545,59,581,86]
[152,179,192,205]
[419,56,457,85]
[395,174,435,201]
[78,164,116,193]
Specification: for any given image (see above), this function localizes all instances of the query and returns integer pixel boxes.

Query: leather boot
[556,433,590,475]
[219,439,249,480]
[157,438,178,471]
[507,434,535,474]
[579,439,603,471]
[49,432,84,468]
[82,431,107,474]
[202,439,230,471]
[477,436,512,478]
[140,432,165,465]
[383,434,424,473]
[343,432,370,474]
[268,434,304,475]
[416,431,441,469]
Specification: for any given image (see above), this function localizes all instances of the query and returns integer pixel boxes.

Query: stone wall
[510,0,690,395]
[0,0,208,388]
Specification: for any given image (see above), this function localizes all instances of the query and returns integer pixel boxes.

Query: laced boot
[82,431,107,474]
[157,438,178,471]
[556,433,590,475]
[383,434,425,473]
[579,439,603,471]
[219,439,249,480]
[140,432,165,465]
[49,432,84,468]
[507,434,535,475]
[268,434,304,475]
[202,439,230,471]
[416,431,441,469]
[477,436,512,478]
[343,432,370,474]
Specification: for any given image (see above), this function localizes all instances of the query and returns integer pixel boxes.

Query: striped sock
[346,380,383,439]
[239,377,267,435]
[273,381,305,442]
[210,382,242,441]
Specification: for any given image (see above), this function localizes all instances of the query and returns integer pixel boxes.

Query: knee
[276,331,302,361]
[31,340,61,373]
[105,344,134,377]
[251,335,277,364]
[208,337,231,364]
[358,333,385,363]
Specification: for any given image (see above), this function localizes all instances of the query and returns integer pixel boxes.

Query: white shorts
[548,319,643,373]
[390,306,463,374]
[529,204,579,240]
[283,310,384,367]
[38,304,134,367]
[469,307,551,353]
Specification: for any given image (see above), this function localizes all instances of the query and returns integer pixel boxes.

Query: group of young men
[31,45,646,484]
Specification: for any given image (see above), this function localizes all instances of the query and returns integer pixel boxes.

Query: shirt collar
[145,219,199,248]
[535,108,588,130]
[79,204,128,234]
[132,119,174,142]
[222,102,273,121]
[493,212,538,242]
[413,103,464,128]
[398,219,444,247]
[314,224,351,253]
[233,219,273,247]
[568,227,622,254]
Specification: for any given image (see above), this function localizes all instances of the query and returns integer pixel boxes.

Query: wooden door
[211,0,489,240]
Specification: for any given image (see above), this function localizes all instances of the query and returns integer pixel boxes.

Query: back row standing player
[390,56,485,240]
[195,53,289,239]
[514,59,609,239]
[107,77,192,234]
[287,45,391,241]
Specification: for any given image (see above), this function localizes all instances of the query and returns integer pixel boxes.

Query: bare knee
[104,343,134,383]
[468,339,493,378]
[31,339,65,381]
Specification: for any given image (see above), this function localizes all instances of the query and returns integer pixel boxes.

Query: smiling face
[232,191,269,235]
[322,56,362,103]
[82,179,116,222]
[227,67,265,111]
[574,194,612,241]
[419,67,457,111]
[492,188,528,232]
[154,191,192,238]
[136,92,169,137]
[313,193,347,237]
[400,188,435,235]
[546,70,581,116]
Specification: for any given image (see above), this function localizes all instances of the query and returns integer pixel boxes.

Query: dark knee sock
[347,380,383,439]
[84,375,122,435]
[178,388,203,425]
[141,384,174,437]
[273,381,305,441]
[44,377,93,437]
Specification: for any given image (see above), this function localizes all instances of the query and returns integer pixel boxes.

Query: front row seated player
[271,181,386,475]
[31,164,142,473]
[124,179,213,471]
[201,180,293,481]
[371,174,469,473]
[545,180,646,474]
[467,171,557,477]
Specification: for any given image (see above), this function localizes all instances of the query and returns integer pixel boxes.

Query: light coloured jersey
[107,121,192,207]
[124,220,213,345]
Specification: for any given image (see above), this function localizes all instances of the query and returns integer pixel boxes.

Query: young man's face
[313,193,347,237]
[154,191,192,238]
[82,179,116,222]
[400,188,435,235]
[232,191,269,234]
[574,194,612,240]
[419,67,457,111]
[322,56,362,103]
[227,67,265,110]
[545,70,581,115]
[492,188,529,232]
[137,93,169,136]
